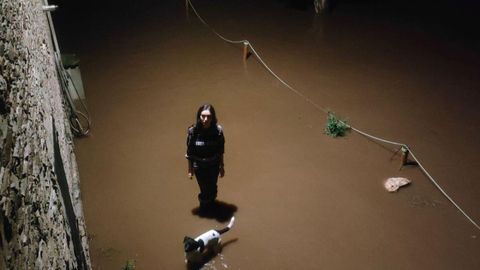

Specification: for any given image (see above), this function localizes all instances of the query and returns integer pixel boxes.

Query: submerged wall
[0,0,91,269]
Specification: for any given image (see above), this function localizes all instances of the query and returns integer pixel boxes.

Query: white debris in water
[201,259,216,270]
[201,260,217,270]
[201,253,230,269]
[384,177,411,192]
[220,253,229,268]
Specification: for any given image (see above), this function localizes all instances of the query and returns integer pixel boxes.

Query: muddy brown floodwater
[52,0,480,269]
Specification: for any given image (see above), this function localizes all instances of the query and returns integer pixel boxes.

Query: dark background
[51,0,480,52]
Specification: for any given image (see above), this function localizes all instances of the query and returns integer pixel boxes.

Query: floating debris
[384,177,411,192]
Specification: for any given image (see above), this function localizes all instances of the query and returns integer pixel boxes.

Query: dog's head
[184,236,202,253]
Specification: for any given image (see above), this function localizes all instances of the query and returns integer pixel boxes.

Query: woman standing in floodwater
[186,104,225,211]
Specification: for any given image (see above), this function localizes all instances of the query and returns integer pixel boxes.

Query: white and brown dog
[184,217,235,265]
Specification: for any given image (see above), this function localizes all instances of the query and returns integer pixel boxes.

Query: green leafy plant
[122,259,136,270]
[325,112,349,137]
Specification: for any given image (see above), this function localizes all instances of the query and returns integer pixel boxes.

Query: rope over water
[186,0,480,231]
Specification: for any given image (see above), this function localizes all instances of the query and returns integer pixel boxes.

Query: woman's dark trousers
[194,166,219,209]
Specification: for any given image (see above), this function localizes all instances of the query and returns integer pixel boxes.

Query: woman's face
[199,109,212,128]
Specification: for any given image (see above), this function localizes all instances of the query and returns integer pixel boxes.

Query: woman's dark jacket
[186,124,225,168]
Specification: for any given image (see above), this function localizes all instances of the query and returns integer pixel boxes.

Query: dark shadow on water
[186,238,239,270]
[191,200,238,222]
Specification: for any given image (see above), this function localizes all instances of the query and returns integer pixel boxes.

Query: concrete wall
[0,0,91,269]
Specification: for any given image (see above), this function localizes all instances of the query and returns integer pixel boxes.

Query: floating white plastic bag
[384,177,411,192]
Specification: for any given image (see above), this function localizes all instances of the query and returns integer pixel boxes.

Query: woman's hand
[219,167,225,178]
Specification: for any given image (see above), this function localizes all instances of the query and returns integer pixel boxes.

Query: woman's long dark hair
[195,103,218,130]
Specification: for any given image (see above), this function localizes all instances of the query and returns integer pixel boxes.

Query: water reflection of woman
[186,104,225,211]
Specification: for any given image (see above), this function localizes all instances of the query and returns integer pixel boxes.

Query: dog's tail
[216,216,235,235]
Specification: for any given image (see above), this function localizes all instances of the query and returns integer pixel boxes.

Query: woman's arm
[219,154,225,178]
[186,126,195,179]
[188,160,194,179]
[218,125,225,177]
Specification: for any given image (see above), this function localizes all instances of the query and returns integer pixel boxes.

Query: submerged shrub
[325,112,349,137]
[123,259,136,270]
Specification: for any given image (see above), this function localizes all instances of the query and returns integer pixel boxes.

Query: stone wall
[0,0,91,269]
